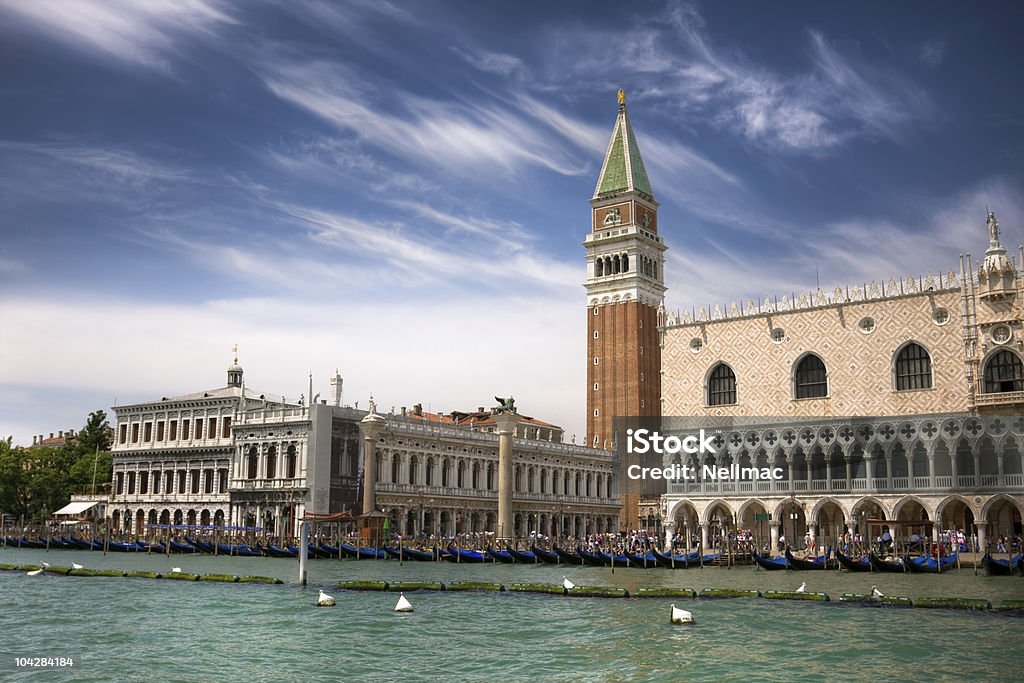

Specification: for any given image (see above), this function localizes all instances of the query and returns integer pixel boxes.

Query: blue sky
[1,0,1022,445]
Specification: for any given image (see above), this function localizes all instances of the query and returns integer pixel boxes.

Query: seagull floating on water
[394,592,414,613]
[71,562,83,570]
[796,582,806,593]
[27,567,44,576]
[871,586,884,598]
[317,589,336,607]
[670,603,695,625]
[562,576,575,591]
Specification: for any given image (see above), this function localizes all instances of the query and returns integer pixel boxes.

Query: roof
[53,501,99,516]
[593,101,654,200]
[404,408,561,431]
[117,385,296,409]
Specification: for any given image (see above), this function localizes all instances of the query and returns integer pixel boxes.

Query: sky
[1,0,1022,447]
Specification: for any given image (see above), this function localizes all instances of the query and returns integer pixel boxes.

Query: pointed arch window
[707,363,737,406]
[794,354,828,399]
[895,343,932,391]
[983,349,1024,393]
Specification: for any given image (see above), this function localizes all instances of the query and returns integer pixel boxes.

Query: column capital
[491,412,519,435]
[359,413,386,439]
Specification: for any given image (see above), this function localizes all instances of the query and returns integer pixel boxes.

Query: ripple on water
[3,549,1024,682]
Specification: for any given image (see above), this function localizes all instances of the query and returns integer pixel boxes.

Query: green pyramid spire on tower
[593,90,654,200]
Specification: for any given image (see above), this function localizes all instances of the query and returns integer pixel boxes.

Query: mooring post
[298,521,308,586]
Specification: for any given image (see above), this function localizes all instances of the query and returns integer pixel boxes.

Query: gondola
[982,553,1021,576]
[625,551,660,568]
[186,538,215,554]
[106,540,144,552]
[383,545,435,561]
[753,554,788,570]
[319,543,342,559]
[906,552,958,574]
[576,548,610,567]
[868,553,907,573]
[265,545,297,558]
[290,544,329,559]
[168,539,198,553]
[835,548,872,572]
[218,543,262,557]
[553,545,583,565]
[531,544,560,564]
[785,547,828,570]
[444,547,494,563]
[507,548,537,563]
[486,549,515,563]
[348,545,387,560]
[652,550,695,568]
[600,551,633,567]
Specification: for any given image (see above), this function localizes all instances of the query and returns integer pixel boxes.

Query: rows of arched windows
[595,253,628,277]
[704,343,947,405]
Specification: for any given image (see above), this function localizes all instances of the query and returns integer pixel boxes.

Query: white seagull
[670,603,695,625]
[871,586,884,598]
[41,562,49,567]
[26,567,44,576]
[317,589,336,607]
[71,562,83,570]
[562,576,576,591]
[394,592,414,613]
[171,567,182,573]
[796,582,807,593]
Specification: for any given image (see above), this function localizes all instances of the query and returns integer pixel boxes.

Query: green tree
[0,437,29,521]
[77,410,111,453]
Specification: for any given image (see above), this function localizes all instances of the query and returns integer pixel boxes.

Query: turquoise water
[3,547,1024,682]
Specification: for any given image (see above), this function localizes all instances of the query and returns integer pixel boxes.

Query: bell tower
[584,91,666,529]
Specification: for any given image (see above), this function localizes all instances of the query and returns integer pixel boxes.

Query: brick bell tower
[585,90,666,531]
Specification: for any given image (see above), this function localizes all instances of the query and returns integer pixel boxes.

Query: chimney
[32,436,37,446]
[50,432,54,439]
[401,406,407,416]
[413,403,422,416]
[59,431,64,438]
[477,406,484,413]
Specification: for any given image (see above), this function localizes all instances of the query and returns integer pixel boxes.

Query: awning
[52,501,100,516]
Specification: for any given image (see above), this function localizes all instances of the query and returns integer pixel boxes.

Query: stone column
[770,520,780,553]
[700,524,709,551]
[976,521,988,554]
[663,520,675,550]
[493,412,518,541]
[359,413,386,516]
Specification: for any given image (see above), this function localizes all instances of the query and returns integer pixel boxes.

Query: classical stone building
[368,406,620,539]
[109,359,360,536]
[584,93,1024,546]
[110,357,617,540]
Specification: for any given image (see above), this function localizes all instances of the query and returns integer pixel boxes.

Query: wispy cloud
[551,1,930,153]
[451,46,526,78]
[920,39,948,68]
[259,60,590,178]
[0,0,234,75]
